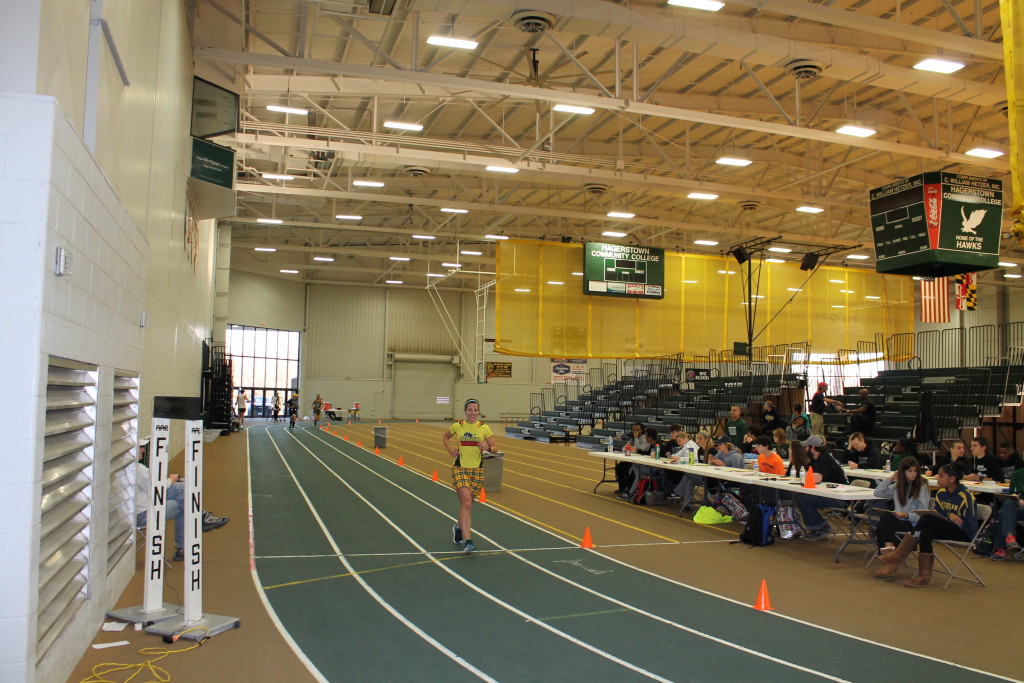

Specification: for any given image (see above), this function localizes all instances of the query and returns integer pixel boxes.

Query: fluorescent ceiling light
[267,105,308,115]
[606,211,635,219]
[353,180,385,187]
[751,295,765,299]
[460,250,482,255]
[1004,273,1023,279]
[262,173,295,180]
[385,280,403,284]
[716,157,752,166]
[571,272,583,276]
[667,0,724,10]
[786,288,802,292]
[336,214,362,220]
[683,280,698,284]
[829,279,845,283]
[865,296,881,300]
[999,262,1017,267]
[847,254,870,260]
[280,269,299,274]
[485,234,509,240]
[257,218,283,224]
[765,258,785,263]
[796,206,825,214]
[313,256,335,262]
[426,35,478,49]
[515,288,531,292]
[687,192,719,200]
[254,247,276,252]
[485,165,519,173]
[836,125,877,138]
[768,247,792,253]
[717,270,735,275]
[389,256,410,261]
[412,234,436,240]
[694,240,719,246]
[547,281,564,285]
[965,148,1003,158]
[442,262,462,268]
[426,273,444,278]
[914,58,964,74]
[553,104,596,115]
[382,121,423,131]
[912,276,923,281]
[602,231,627,237]
[840,289,854,293]
[441,208,468,214]
[832,305,845,308]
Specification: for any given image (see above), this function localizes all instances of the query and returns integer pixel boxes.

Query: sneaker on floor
[667,492,681,500]
[802,526,831,542]
[1006,535,1021,553]
[172,547,185,562]
[452,524,463,545]
[202,513,229,531]
[462,540,477,554]
[990,549,1008,561]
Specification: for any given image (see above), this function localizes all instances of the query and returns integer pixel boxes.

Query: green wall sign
[583,242,665,299]
[190,137,234,190]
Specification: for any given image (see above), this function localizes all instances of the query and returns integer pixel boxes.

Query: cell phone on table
[826,483,839,488]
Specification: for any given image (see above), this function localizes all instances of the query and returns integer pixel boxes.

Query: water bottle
[799,466,806,479]
[885,457,891,472]
[606,437,613,453]
[688,446,697,465]
[654,444,661,460]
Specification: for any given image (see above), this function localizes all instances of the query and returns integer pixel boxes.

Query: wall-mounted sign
[583,242,665,299]
[190,137,234,190]
[486,362,512,378]
[685,368,712,382]
[551,358,587,384]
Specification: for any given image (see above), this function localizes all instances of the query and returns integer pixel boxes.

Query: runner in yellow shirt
[441,399,496,554]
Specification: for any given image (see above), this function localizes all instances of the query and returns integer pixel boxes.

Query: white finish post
[183,419,204,621]
[143,419,171,612]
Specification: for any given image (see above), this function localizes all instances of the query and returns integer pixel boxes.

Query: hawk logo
[960,206,986,235]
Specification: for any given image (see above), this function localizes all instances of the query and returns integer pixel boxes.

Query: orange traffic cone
[348,419,352,425]
[478,488,487,503]
[754,580,772,611]
[431,469,439,482]
[397,455,405,466]
[374,446,380,455]
[333,429,339,436]
[415,418,419,423]
[581,527,595,549]
[343,434,349,441]
[803,466,816,489]
[357,439,363,447]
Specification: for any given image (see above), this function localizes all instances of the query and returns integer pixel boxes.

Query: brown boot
[905,553,934,588]
[873,562,898,579]
[881,534,917,565]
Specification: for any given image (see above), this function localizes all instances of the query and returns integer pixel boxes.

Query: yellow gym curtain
[494,240,914,359]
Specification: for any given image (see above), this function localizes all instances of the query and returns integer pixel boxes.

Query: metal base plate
[106,603,181,626]
[145,613,241,641]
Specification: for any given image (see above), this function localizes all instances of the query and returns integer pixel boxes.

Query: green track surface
[249,425,1012,683]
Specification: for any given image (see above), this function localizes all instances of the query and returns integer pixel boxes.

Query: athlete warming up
[442,398,496,554]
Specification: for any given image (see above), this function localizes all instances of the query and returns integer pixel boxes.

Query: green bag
[693,505,733,524]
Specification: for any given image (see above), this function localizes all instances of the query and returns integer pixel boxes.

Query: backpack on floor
[735,504,775,547]
[633,476,662,505]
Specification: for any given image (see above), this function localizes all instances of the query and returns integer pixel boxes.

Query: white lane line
[286,432,674,683]
[297,431,844,682]
[245,426,330,683]
[252,540,726,560]
[264,432,497,682]
[304,429,1021,683]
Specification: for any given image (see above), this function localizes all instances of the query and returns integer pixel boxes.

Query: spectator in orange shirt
[753,435,786,475]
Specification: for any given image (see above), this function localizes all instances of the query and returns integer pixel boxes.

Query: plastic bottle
[798,466,806,479]
[885,457,891,472]
[606,437,613,453]
[688,446,697,465]
[654,444,661,460]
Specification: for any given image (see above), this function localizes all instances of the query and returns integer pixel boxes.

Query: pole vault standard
[139,397,240,643]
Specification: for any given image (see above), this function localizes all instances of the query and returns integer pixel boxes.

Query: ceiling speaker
[800,253,820,271]
[731,247,749,265]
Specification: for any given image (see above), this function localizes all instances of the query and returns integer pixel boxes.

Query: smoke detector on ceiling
[784,59,824,80]
[403,166,431,177]
[739,200,761,211]
[511,10,555,33]
[583,183,609,197]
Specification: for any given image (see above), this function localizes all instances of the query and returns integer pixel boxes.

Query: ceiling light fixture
[254,247,276,252]
[485,165,519,173]
[846,254,870,260]
[694,240,719,246]
[571,272,583,276]
[261,173,295,180]
[426,273,444,278]
[257,218,283,224]
[313,256,335,262]
[965,148,1004,158]
[441,208,468,214]
[829,279,845,283]
[787,288,802,292]
[768,247,792,253]
[412,234,436,240]
[353,180,385,187]
[913,58,965,74]
[683,280,698,284]
[442,262,462,268]
[716,157,752,166]
[485,234,509,240]
[385,280,403,284]
[836,125,877,137]
[335,214,362,220]
[382,121,423,131]
[999,262,1018,267]
[765,258,785,263]
[667,0,724,11]
[267,105,308,115]
[717,270,735,275]
[1004,274,1023,279]
[426,35,478,49]
[460,250,482,255]
[553,104,596,115]
[280,269,299,274]
[687,192,718,200]
[601,231,627,237]
[606,211,635,219]
[515,288,531,292]
[547,281,564,285]
[865,295,881,300]
[796,206,825,214]
[389,256,410,261]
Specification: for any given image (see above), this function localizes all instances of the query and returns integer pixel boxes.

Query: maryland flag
[954,272,977,311]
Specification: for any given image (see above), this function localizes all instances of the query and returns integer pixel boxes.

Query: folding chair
[931,503,992,589]
[822,479,876,562]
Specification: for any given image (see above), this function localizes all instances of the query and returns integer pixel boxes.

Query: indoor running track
[246,424,1013,683]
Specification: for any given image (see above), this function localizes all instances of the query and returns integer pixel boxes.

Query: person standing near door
[271,392,282,422]
[235,389,250,428]
[441,398,496,554]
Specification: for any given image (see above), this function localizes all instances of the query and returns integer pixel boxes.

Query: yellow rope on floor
[78,627,210,683]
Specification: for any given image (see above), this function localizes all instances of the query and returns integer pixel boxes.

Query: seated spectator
[841,389,876,435]
[725,405,748,443]
[996,442,1024,483]
[968,436,1003,482]
[927,439,968,477]
[871,457,931,577]
[789,404,811,431]
[761,400,783,432]
[888,437,919,471]
[785,440,811,479]
[772,428,790,459]
[990,464,1024,561]
[753,436,786,475]
[674,436,744,510]
[614,422,646,496]
[740,426,763,460]
[796,435,849,541]
[786,415,810,443]
[693,431,714,462]
[879,463,978,587]
[663,430,697,495]
[626,427,664,498]
[135,460,230,561]
[846,432,882,470]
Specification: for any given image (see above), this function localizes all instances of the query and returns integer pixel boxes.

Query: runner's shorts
[451,466,484,497]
